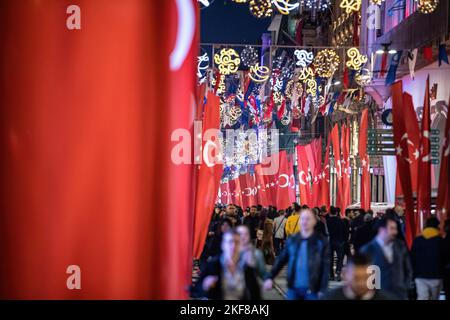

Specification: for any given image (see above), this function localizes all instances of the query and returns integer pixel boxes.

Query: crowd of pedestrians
[193,202,450,300]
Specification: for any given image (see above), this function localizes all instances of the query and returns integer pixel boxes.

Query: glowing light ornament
[339,0,361,14]
[249,63,270,83]
[285,79,303,98]
[197,52,210,80]
[273,92,284,104]
[229,105,242,124]
[270,77,284,92]
[298,67,315,81]
[214,48,241,75]
[346,47,368,70]
[294,50,314,68]
[415,0,439,14]
[355,68,372,87]
[299,0,331,11]
[280,59,296,81]
[369,0,385,5]
[313,49,340,78]
[306,79,317,96]
[233,0,248,3]
[249,0,273,18]
[272,0,299,15]
[241,46,259,67]
[216,74,226,95]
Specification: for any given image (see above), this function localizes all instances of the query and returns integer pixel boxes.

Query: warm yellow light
[298,67,315,81]
[249,0,273,18]
[214,48,241,75]
[346,47,368,70]
[416,0,439,14]
[272,0,299,15]
[313,49,340,78]
[306,79,317,96]
[339,0,362,14]
[249,63,270,83]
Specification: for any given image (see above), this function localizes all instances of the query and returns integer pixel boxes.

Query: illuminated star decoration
[240,46,259,67]
[346,47,368,70]
[214,48,241,75]
[249,63,270,83]
[313,49,340,78]
[272,0,299,15]
[416,0,439,14]
[249,0,273,18]
[298,67,315,81]
[339,0,362,14]
[294,50,314,68]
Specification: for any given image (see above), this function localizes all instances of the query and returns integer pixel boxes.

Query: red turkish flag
[341,124,352,211]
[437,98,450,222]
[331,124,344,213]
[219,180,231,205]
[392,81,417,247]
[417,77,432,221]
[255,164,270,207]
[297,145,312,206]
[359,109,371,211]
[0,0,198,298]
[239,173,257,208]
[275,151,296,210]
[318,136,331,208]
[193,93,223,259]
[229,178,243,208]
[308,138,323,207]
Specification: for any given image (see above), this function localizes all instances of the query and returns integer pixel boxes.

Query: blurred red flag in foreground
[0,0,198,299]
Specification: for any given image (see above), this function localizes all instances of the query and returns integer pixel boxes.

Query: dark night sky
[200,0,271,45]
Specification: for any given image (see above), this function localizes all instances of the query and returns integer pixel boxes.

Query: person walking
[411,216,445,300]
[236,225,268,280]
[198,230,261,300]
[263,208,329,300]
[285,203,301,237]
[326,206,349,281]
[360,216,413,300]
[322,254,394,300]
[272,210,287,256]
[353,213,376,253]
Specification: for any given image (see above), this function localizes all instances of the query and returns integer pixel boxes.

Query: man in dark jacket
[263,208,329,300]
[322,254,394,300]
[198,230,261,300]
[411,216,445,300]
[243,206,259,241]
[353,213,376,252]
[326,207,349,281]
[360,216,413,300]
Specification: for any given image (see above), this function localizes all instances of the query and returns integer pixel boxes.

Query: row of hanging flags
[391,78,450,248]
[215,112,371,215]
[368,43,449,86]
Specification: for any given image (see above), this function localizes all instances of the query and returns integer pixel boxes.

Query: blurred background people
[273,210,287,256]
[322,254,393,300]
[360,217,413,300]
[264,208,329,300]
[198,230,261,300]
[285,203,301,237]
[326,206,349,281]
[411,216,445,300]
[353,213,375,253]
[237,225,268,280]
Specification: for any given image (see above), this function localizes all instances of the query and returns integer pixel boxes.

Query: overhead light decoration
[313,49,340,78]
[249,0,273,18]
[233,0,248,3]
[370,0,385,4]
[416,0,439,14]
[298,67,315,81]
[285,79,303,98]
[346,47,368,70]
[355,68,372,87]
[199,0,216,9]
[306,79,317,96]
[339,0,362,14]
[272,0,299,15]
[280,59,295,81]
[197,52,210,80]
[294,50,314,68]
[299,0,331,11]
[270,77,284,92]
[216,74,226,95]
[229,105,242,124]
[273,91,285,104]
[214,48,241,75]
[249,63,270,83]
[240,46,259,67]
